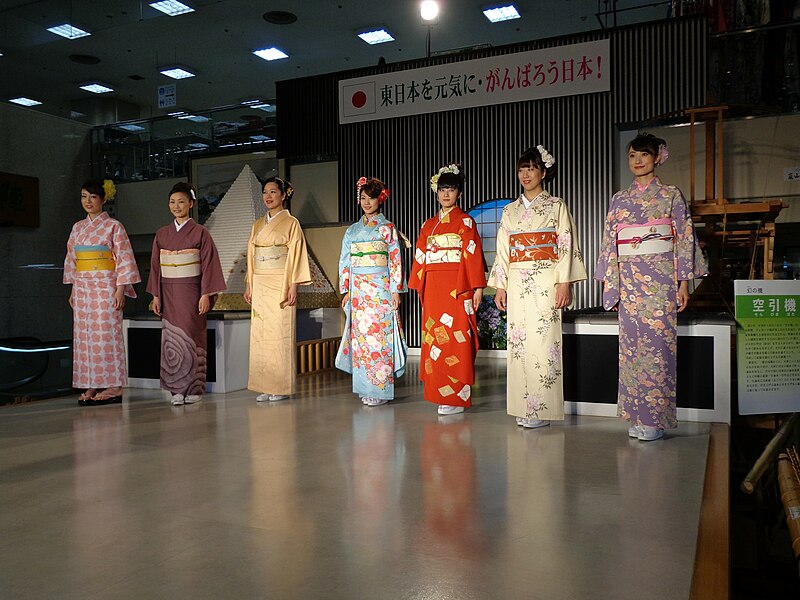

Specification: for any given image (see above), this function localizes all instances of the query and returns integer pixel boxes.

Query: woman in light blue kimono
[335,177,407,406]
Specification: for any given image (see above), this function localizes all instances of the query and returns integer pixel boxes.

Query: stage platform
[0,356,722,599]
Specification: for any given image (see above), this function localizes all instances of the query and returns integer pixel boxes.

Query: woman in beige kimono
[244,177,311,401]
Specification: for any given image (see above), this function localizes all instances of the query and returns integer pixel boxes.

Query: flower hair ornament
[657,143,669,165]
[356,176,391,204]
[356,176,368,202]
[430,164,460,192]
[536,145,556,169]
[103,179,117,201]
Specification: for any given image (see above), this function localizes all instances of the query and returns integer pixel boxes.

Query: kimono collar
[632,176,660,193]
[174,217,193,232]
[361,213,384,227]
[86,211,110,224]
[267,209,287,223]
[520,190,549,209]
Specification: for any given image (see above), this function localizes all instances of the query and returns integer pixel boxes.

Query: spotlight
[420,1,439,21]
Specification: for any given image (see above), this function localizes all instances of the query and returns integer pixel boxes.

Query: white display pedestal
[123,313,251,393]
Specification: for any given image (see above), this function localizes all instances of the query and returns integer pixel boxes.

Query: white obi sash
[253,245,288,273]
[160,249,201,278]
[351,240,389,268]
[616,219,674,256]
[426,233,462,264]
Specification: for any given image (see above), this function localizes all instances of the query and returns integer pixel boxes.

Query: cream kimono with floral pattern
[488,192,587,420]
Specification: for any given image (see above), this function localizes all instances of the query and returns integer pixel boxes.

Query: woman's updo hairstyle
[627,132,666,157]
[436,164,465,192]
[516,146,557,184]
[169,181,196,200]
[263,176,294,201]
[359,177,388,201]
[81,179,106,198]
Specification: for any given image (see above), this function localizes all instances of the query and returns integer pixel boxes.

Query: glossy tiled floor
[0,357,710,600]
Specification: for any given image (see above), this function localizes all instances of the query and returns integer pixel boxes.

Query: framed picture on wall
[189,150,282,224]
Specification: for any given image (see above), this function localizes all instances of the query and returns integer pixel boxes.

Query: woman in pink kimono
[64,180,140,406]
[147,182,226,406]
[596,133,707,441]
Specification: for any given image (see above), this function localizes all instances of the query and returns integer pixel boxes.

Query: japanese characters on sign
[339,39,610,124]
[735,280,800,415]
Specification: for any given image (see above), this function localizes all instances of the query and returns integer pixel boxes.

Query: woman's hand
[677,280,690,313]
[391,292,400,310]
[494,288,507,311]
[244,283,252,304]
[152,296,161,316]
[198,294,211,315]
[472,288,483,312]
[341,292,350,309]
[113,286,126,310]
[286,283,298,307]
[554,282,572,309]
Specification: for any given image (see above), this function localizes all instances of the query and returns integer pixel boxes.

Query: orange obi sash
[75,245,115,272]
[616,219,674,256]
[509,229,557,263]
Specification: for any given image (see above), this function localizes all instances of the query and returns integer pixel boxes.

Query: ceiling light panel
[483,5,521,22]
[160,67,195,79]
[253,47,289,61]
[47,24,91,39]
[80,83,114,94]
[9,97,42,106]
[149,1,194,16]
[358,29,395,45]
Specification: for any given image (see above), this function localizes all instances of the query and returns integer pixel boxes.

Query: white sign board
[157,84,177,109]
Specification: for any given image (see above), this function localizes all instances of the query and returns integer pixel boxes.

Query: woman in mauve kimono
[408,164,487,415]
[596,133,707,441]
[64,179,141,406]
[335,177,407,406]
[489,146,587,429]
[244,177,311,402]
[146,182,226,406]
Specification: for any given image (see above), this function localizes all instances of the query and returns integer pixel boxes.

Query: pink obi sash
[509,229,557,263]
[616,219,674,256]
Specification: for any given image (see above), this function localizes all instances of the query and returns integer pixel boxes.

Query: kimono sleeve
[112,221,141,297]
[338,225,352,294]
[200,227,227,296]
[407,220,429,297]
[671,188,708,281]
[552,200,587,286]
[385,223,405,294]
[595,193,622,310]
[245,220,258,285]
[63,224,79,285]
[487,208,511,290]
[287,220,312,286]
[456,216,487,295]
[146,230,162,298]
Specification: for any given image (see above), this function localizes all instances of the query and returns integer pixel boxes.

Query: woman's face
[262,182,285,212]
[169,192,193,220]
[437,185,461,210]
[518,163,545,194]
[80,188,105,217]
[628,149,656,179]
[359,190,381,216]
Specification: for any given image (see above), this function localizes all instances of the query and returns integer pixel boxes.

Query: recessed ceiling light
[118,124,146,132]
[149,1,194,16]
[9,97,42,106]
[358,29,395,45]
[250,135,274,142]
[177,114,209,122]
[241,99,262,105]
[160,67,195,79]
[251,103,275,112]
[80,83,114,94]
[253,47,288,61]
[0,51,4,57]
[187,142,209,149]
[483,5,520,22]
[47,24,91,39]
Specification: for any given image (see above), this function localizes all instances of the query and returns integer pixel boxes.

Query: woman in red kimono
[64,179,140,406]
[147,182,226,406]
[409,164,487,415]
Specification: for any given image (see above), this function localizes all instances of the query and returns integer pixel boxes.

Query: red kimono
[409,207,487,406]
[146,219,226,397]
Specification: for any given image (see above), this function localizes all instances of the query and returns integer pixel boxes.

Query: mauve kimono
[147,219,226,397]
[63,211,140,389]
[595,177,708,429]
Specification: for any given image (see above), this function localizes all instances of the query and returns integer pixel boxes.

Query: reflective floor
[0,357,710,600]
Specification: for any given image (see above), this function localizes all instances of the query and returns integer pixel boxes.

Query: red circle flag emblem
[352,91,367,108]
[341,81,376,120]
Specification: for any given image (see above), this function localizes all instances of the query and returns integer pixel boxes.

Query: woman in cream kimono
[489,145,587,429]
[244,177,311,402]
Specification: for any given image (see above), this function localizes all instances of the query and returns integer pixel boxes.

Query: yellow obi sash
[509,229,557,263]
[160,249,201,278]
[616,220,674,256]
[75,245,115,272]
[351,240,389,268]
[426,233,462,264]
[253,245,288,273]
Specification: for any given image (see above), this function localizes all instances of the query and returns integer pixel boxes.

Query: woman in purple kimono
[147,182,226,406]
[596,133,707,441]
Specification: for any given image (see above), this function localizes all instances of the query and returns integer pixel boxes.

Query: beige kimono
[246,210,311,395]
[488,192,587,421]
